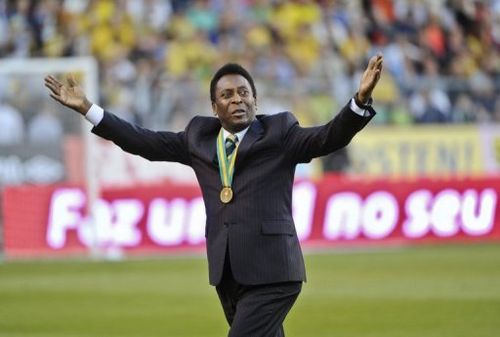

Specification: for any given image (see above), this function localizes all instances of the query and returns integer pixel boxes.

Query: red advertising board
[2,175,500,258]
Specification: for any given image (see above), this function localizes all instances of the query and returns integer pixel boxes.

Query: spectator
[0,98,24,145]
[0,0,499,178]
[27,102,63,144]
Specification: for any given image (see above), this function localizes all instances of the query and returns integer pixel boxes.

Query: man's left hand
[357,53,384,104]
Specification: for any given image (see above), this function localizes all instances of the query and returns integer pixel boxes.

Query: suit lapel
[191,118,219,168]
[208,118,264,168]
[235,118,264,170]
[211,145,219,168]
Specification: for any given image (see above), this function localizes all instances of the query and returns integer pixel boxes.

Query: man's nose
[231,93,243,103]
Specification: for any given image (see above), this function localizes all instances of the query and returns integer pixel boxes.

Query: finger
[67,74,77,87]
[368,61,383,77]
[367,55,377,69]
[44,81,57,94]
[369,53,383,70]
[45,79,63,94]
[45,75,62,87]
[49,93,63,103]
[374,64,383,81]
[375,58,383,73]
[44,80,61,94]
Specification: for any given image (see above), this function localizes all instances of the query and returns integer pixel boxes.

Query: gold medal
[220,187,233,203]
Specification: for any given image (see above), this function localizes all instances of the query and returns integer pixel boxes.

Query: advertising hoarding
[3,175,499,258]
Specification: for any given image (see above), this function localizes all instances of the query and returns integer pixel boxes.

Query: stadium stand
[0,0,498,134]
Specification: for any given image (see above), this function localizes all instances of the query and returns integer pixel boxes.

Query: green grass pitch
[1,243,499,337]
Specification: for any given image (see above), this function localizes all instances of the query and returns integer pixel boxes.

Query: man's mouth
[232,109,246,115]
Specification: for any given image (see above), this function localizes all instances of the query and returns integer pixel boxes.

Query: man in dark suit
[44,53,383,337]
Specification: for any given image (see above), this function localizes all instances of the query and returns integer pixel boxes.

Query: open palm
[358,53,383,103]
[44,75,91,115]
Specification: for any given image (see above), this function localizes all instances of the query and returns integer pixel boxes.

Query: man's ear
[211,102,218,116]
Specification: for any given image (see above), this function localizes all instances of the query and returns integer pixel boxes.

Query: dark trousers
[215,253,302,337]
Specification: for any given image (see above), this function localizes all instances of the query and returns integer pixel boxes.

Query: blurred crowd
[0,0,499,146]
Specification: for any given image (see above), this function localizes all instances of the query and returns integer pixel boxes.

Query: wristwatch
[354,92,373,109]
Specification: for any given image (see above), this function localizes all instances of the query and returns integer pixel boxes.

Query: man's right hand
[44,75,92,116]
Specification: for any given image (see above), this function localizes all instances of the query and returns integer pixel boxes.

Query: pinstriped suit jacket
[92,101,375,286]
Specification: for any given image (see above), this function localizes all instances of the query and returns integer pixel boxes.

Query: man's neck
[222,125,250,142]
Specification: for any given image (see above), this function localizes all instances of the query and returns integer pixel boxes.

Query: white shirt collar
[222,125,249,143]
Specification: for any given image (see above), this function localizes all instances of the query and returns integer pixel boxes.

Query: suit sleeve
[282,100,375,164]
[91,111,192,165]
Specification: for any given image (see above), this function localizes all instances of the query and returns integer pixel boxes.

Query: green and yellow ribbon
[216,129,238,188]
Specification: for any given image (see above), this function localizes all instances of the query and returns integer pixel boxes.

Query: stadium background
[0,0,499,336]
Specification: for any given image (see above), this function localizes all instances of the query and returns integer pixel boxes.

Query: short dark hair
[210,63,257,103]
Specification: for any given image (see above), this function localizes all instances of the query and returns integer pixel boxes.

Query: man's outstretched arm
[283,53,384,163]
[44,75,191,164]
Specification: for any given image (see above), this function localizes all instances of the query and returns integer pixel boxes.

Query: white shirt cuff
[85,104,104,125]
[349,98,371,117]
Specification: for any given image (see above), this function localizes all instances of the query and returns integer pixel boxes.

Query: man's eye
[239,90,249,97]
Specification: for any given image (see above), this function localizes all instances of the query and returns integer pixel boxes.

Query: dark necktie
[225,134,238,157]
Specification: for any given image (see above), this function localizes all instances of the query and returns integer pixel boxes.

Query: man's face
[212,74,256,133]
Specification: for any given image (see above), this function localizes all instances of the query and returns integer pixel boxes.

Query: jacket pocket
[261,220,295,236]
